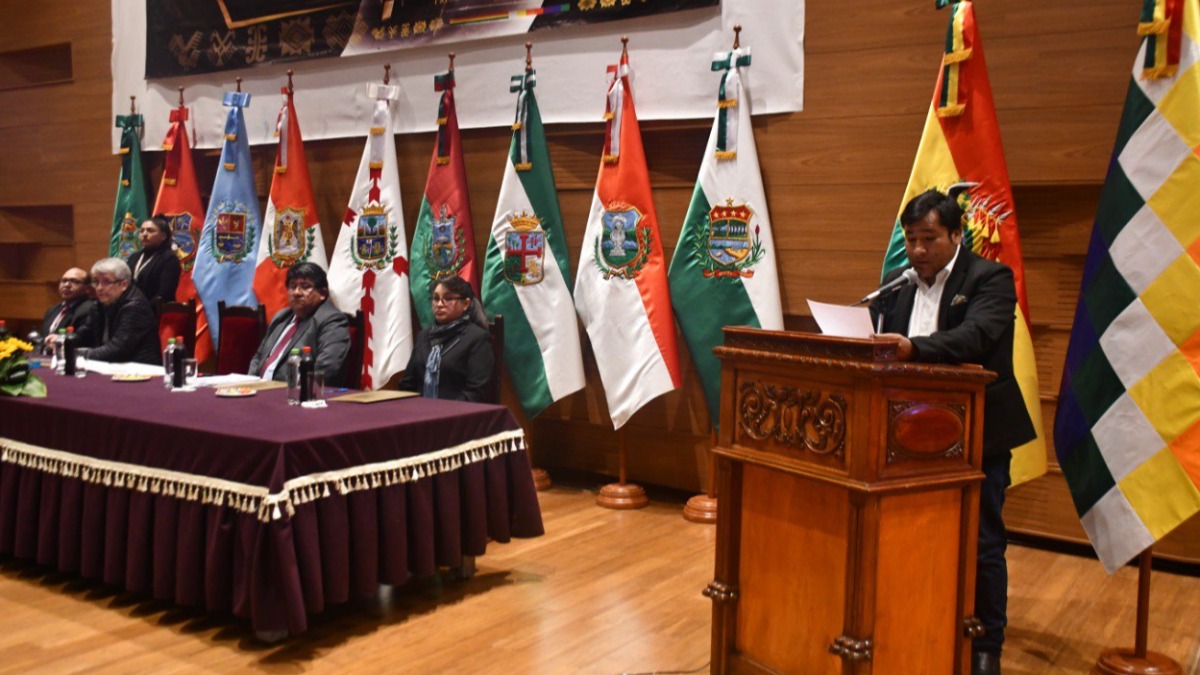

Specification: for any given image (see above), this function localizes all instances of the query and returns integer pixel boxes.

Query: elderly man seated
[88,258,161,365]
[41,267,102,353]
[248,262,350,386]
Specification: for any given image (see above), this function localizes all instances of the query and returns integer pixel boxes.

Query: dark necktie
[259,320,299,377]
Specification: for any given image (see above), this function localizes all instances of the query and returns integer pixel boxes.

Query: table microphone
[852,268,919,306]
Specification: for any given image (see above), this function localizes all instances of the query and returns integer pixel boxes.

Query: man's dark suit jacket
[41,298,102,348]
[91,286,161,365]
[875,248,1036,456]
[248,300,351,387]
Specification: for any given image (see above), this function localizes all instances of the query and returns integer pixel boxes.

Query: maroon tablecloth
[0,375,543,634]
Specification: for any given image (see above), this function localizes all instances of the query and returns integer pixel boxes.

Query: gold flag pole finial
[383,64,391,85]
[129,95,136,116]
[733,24,741,49]
[235,77,242,93]
[177,86,185,107]
[286,69,294,95]
[448,52,456,72]
[620,35,628,56]
[525,42,533,71]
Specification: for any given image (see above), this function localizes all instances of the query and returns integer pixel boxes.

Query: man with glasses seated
[398,275,493,402]
[40,267,102,353]
[88,258,161,365]
[248,262,350,386]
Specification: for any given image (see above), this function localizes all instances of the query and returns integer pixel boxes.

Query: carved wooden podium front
[706,328,993,674]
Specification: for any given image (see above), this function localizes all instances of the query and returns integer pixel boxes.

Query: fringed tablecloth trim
[0,429,526,523]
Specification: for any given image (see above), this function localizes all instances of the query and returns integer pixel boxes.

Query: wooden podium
[706,328,993,674]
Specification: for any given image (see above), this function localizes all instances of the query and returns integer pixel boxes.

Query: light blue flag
[192,91,262,345]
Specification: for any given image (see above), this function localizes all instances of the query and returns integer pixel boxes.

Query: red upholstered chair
[343,310,365,390]
[216,301,266,376]
[157,299,196,356]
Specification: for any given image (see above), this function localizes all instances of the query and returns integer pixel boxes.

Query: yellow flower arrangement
[0,336,45,397]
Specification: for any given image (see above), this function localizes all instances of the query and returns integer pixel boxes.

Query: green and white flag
[668,46,783,424]
[110,113,149,259]
[481,68,585,418]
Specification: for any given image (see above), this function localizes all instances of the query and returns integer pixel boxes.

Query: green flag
[111,114,149,259]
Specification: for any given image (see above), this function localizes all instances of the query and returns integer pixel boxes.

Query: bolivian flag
[881,0,1047,486]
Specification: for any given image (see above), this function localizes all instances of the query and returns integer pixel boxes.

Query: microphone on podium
[852,268,919,307]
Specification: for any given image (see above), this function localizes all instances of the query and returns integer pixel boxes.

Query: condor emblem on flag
[211,204,256,263]
[428,204,464,279]
[269,207,309,267]
[167,213,197,269]
[595,202,649,279]
[350,202,397,271]
[700,200,763,279]
[502,211,545,286]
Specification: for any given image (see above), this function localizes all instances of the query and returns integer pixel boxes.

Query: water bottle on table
[285,348,302,405]
[162,338,176,389]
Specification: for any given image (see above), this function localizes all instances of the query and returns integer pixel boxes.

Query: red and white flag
[574,46,681,429]
[327,82,413,390]
[153,102,213,363]
[253,84,327,319]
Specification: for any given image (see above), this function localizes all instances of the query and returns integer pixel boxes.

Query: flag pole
[683,24,743,525]
[1093,547,1182,674]
[596,426,648,509]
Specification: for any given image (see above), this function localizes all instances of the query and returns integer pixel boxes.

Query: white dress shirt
[907,246,961,338]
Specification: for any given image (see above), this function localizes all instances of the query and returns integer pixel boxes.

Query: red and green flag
[410,66,479,329]
[881,0,1046,486]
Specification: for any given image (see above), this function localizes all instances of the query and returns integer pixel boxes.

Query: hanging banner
[146,0,719,78]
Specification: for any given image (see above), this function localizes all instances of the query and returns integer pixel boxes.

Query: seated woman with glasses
[398,275,493,402]
[88,257,161,364]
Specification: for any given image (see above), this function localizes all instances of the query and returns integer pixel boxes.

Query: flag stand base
[1092,548,1182,675]
[596,427,648,509]
[596,482,649,510]
[531,467,552,491]
[682,494,717,523]
[1093,649,1181,675]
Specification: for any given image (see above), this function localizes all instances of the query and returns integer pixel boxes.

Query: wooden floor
[0,484,1197,674]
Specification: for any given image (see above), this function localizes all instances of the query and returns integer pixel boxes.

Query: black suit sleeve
[457,333,494,403]
[909,265,1017,364]
[314,310,350,386]
[157,254,181,303]
[90,301,157,363]
[397,336,424,393]
[71,301,103,348]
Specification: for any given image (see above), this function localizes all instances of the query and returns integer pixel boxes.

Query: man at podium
[875,188,1036,675]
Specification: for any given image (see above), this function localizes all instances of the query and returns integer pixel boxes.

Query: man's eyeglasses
[92,278,121,288]
[431,295,465,305]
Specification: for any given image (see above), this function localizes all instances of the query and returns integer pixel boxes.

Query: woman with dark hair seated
[398,275,493,402]
[125,214,182,306]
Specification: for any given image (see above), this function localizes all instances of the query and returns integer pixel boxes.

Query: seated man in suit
[41,267,102,353]
[88,258,161,365]
[248,262,350,387]
[874,188,1036,675]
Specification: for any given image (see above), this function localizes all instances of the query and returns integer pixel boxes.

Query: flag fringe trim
[717,98,738,109]
[436,157,450,166]
[1142,64,1179,79]
[0,430,526,523]
[714,150,737,160]
[514,162,533,171]
[163,178,177,187]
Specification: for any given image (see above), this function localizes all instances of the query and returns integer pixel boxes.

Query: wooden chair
[216,301,266,375]
[157,298,196,356]
[342,310,365,389]
[485,315,504,404]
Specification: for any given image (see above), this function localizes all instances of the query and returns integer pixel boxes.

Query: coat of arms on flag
[427,204,466,279]
[116,212,140,259]
[502,212,546,286]
[267,207,311,266]
[166,213,198,270]
[350,202,399,270]
[211,204,257,263]
[596,202,650,279]
[697,200,765,278]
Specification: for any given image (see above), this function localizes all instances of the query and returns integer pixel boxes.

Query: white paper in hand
[807,300,875,338]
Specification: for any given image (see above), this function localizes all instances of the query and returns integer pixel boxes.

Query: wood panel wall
[2,0,1196,562]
